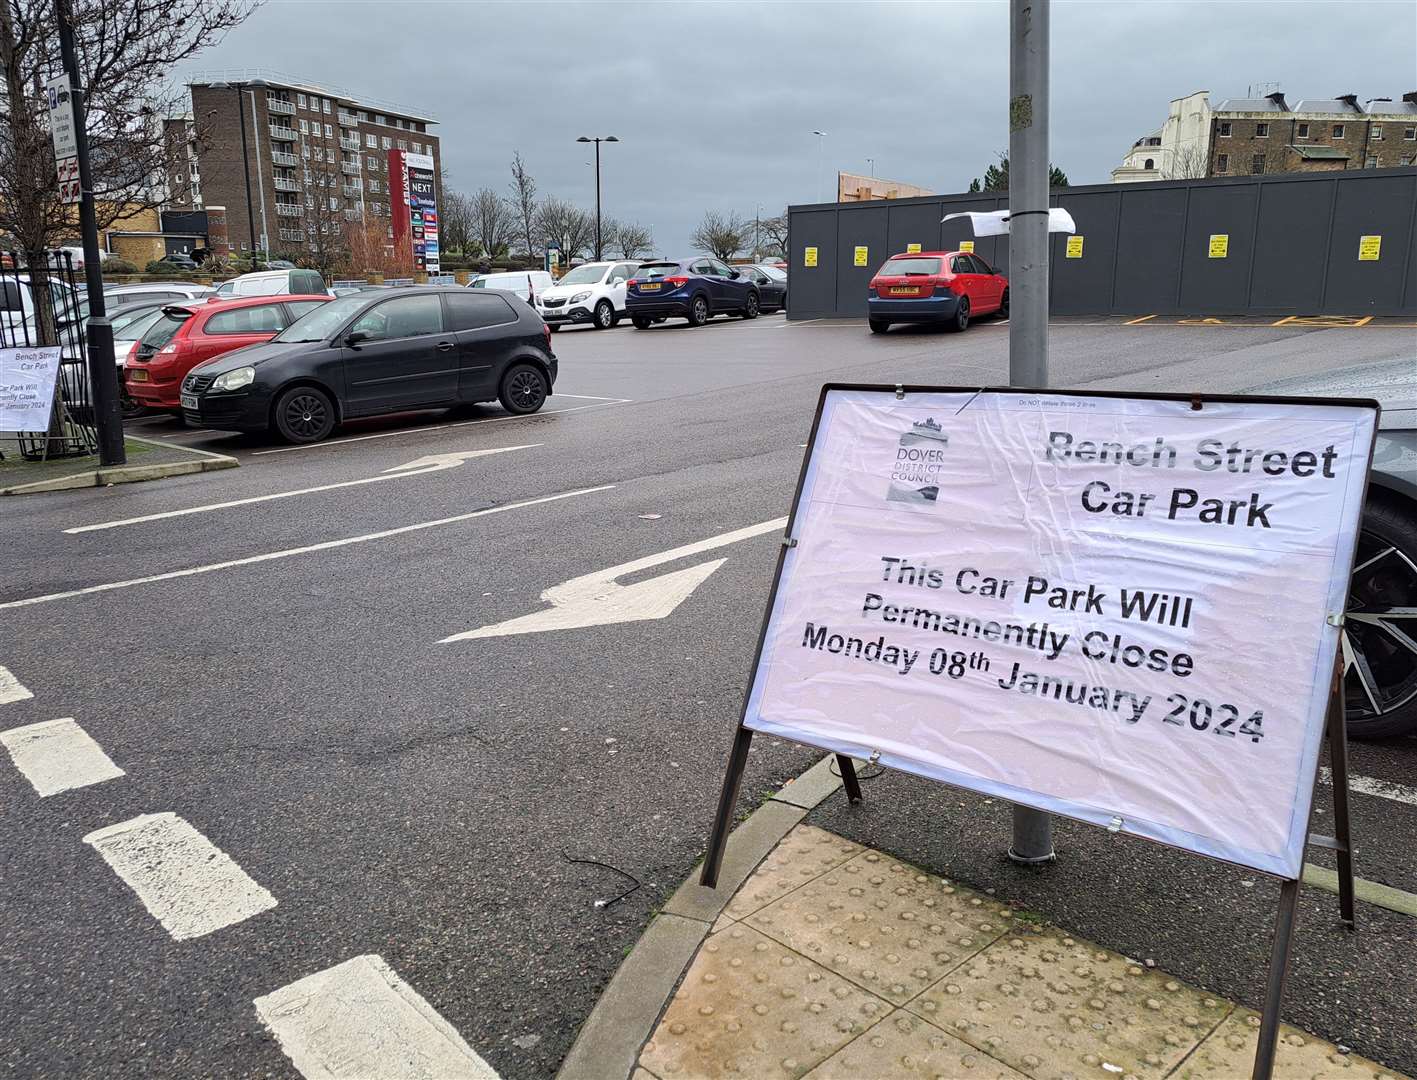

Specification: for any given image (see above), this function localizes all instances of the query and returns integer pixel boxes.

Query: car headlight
[569,291,591,303]
[211,366,255,392]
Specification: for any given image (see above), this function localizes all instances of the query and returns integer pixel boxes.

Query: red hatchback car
[125,294,331,414]
[867,250,1008,334]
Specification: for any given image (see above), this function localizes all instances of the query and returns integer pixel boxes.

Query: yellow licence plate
[889,287,917,296]
[128,369,149,381]
[640,282,662,291]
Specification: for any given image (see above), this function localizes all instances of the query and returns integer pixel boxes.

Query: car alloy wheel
[595,300,614,329]
[999,289,1009,318]
[499,363,548,415]
[1342,522,1417,737]
[743,292,759,319]
[954,296,971,332]
[689,295,709,326]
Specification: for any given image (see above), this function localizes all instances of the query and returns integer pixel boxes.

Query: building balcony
[269,149,298,167]
[273,176,299,192]
[279,227,306,243]
[267,97,295,115]
[344,208,364,221]
[342,184,362,198]
[341,161,361,175]
[338,111,359,127]
[340,138,360,152]
[275,203,303,218]
[269,124,298,141]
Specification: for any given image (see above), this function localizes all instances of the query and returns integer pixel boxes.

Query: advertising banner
[404,152,439,274]
[0,346,63,432]
[744,387,1377,878]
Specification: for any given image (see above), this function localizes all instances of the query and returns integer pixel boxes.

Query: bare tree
[439,190,474,256]
[508,151,539,256]
[606,220,654,260]
[291,150,350,275]
[1166,143,1210,180]
[758,211,789,259]
[534,198,595,263]
[470,189,514,261]
[691,210,751,261]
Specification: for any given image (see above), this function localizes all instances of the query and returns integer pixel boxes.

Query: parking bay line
[0,664,33,704]
[84,812,277,940]
[252,399,633,457]
[1320,765,1417,807]
[255,954,500,1079]
[0,485,614,611]
[1,717,125,796]
[64,444,541,534]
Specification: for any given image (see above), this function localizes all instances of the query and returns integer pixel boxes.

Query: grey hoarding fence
[787,166,1417,319]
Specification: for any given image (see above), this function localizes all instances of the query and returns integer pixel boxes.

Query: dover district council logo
[887,417,948,504]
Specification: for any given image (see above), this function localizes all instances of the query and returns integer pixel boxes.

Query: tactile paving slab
[909,928,1232,1079]
[802,1009,1029,1079]
[639,922,890,1079]
[722,826,863,923]
[746,849,1016,1005]
[1174,1009,1410,1080]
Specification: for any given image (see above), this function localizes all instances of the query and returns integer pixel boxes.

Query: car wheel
[1343,496,1417,738]
[742,291,760,319]
[998,289,1009,319]
[594,299,614,329]
[869,319,890,335]
[273,385,335,444]
[688,294,710,327]
[951,296,971,332]
[120,392,147,421]
[632,315,652,329]
[499,363,548,415]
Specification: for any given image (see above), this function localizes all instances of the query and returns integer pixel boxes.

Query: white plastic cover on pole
[744,387,1376,878]
[941,208,1076,235]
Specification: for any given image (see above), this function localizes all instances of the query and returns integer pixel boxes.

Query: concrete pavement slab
[720,826,862,924]
[661,800,808,925]
[1173,1010,1402,1080]
[801,1009,1029,1080]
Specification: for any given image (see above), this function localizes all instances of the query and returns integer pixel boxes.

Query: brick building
[1208,91,1416,177]
[183,71,440,258]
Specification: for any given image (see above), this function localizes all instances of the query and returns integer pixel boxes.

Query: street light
[866,157,875,178]
[577,135,619,260]
[812,130,828,202]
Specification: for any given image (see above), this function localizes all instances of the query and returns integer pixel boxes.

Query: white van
[213,268,330,299]
[535,261,638,330]
[470,270,554,307]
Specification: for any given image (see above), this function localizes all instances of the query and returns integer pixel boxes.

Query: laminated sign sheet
[744,387,1378,878]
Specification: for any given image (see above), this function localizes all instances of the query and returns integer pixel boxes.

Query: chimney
[1337,93,1361,112]
[1265,91,1289,111]
[1403,91,1417,105]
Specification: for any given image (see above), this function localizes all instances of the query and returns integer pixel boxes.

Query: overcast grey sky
[181,0,1417,254]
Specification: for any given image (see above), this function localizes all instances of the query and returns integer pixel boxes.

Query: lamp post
[867,157,875,178]
[754,204,764,260]
[576,135,618,260]
[812,130,828,202]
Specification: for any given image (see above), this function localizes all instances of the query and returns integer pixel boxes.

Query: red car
[867,250,1008,335]
[125,294,330,414]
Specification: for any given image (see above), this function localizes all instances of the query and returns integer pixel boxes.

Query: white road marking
[1,485,614,611]
[1320,766,1417,807]
[252,399,632,456]
[0,665,33,704]
[83,812,276,940]
[442,516,788,642]
[1,717,125,796]
[547,393,624,401]
[65,445,540,534]
[255,954,500,1080]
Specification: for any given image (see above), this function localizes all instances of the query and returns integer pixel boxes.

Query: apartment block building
[184,71,440,255]
[1208,91,1416,177]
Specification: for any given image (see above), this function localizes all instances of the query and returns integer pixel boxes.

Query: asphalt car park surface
[1,312,1414,1079]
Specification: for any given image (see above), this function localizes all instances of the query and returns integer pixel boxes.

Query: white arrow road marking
[3,485,613,611]
[84,812,277,940]
[64,445,540,534]
[255,955,500,1080]
[0,665,33,704]
[440,516,788,642]
[2,718,125,796]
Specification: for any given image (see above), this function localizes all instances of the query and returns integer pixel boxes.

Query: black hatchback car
[180,286,557,444]
[626,257,760,328]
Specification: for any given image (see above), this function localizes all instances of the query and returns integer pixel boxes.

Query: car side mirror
[729,269,741,279]
[344,330,369,348]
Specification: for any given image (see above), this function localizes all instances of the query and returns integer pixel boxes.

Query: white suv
[537,261,638,330]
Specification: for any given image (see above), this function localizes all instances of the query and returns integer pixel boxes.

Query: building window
[1371,125,1383,141]
[382,137,392,150]
[1255,122,1269,137]
[1365,155,1378,168]
[359,111,369,122]
[1219,121,1232,137]
[366,133,376,148]
[302,144,311,159]
[297,93,307,108]
[1401,155,1412,166]
[369,179,380,192]
[326,147,336,163]
[1297,122,1309,138]
[1333,123,1345,138]
[412,142,421,154]
[1250,153,1265,174]
[398,139,407,150]
[1216,153,1229,172]
[375,114,386,126]
[1144,158,1154,169]
[323,99,332,113]
[306,195,314,208]
[330,197,338,210]
[324,123,332,138]
[299,119,308,134]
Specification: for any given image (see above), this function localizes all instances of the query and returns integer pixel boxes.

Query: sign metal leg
[701,727,754,889]
[1252,876,1302,1080]
[836,755,863,805]
[1326,673,1357,928]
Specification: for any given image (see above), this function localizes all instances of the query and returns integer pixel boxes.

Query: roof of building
[1288,145,1351,160]
[186,68,437,125]
[1293,99,1364,114]
[1366,98,1417,116]
[1214,97,1287,112]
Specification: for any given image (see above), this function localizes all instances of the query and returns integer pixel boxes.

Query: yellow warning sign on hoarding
[804,247,818,268]
[959,240,975,253]
[906,243,922,254]
[1066,236,1084,259]
[1358,235,1381,261]
[1208,234,1229,259]
[854,246,869,267]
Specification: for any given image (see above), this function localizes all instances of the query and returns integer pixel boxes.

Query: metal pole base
[1008,804,1057,864]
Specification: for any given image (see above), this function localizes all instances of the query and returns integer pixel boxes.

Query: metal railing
[341,161,361,175]
[339,138,360,151]
[338,112,359,127]
[270,149,298,167]
[273,176,299,192]
[0,251,98,460]
[269,124,298,141]
[279,228,306,243]
[275,203,303,217]
[267,97,295,115]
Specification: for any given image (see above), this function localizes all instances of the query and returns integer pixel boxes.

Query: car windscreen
[761,266,787,281]
[112,307,165,336]
[878,257,942,276]
[557,264,609,285]
[633,263,681,280]
[272,293,369,342]
[138,311,191,351]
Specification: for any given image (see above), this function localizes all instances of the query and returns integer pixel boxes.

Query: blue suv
[626,257,760,329]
